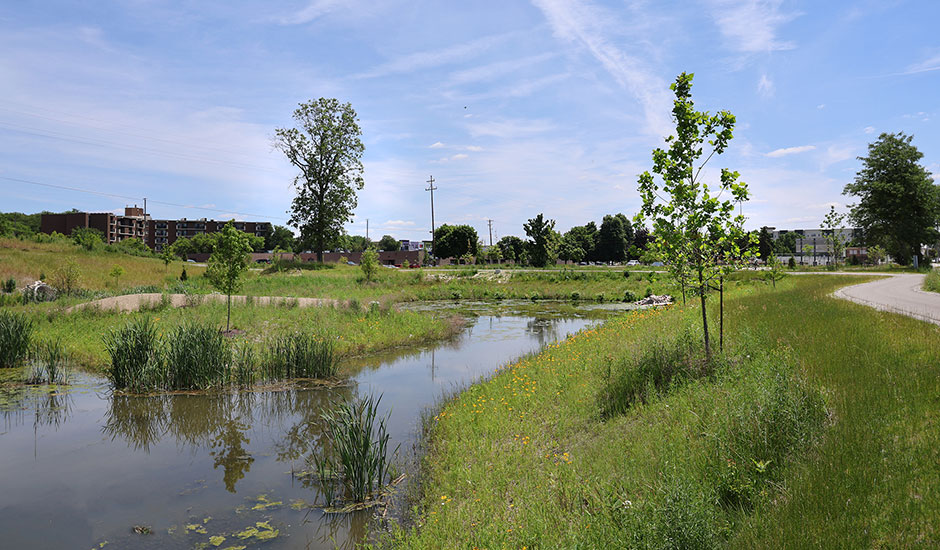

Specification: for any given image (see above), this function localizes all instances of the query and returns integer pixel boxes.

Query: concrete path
[832,273,940,325]
[66,293,341,313]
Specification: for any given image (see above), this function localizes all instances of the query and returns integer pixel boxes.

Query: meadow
[383,275,940,548]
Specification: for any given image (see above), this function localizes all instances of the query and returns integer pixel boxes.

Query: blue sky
[1,1,938,242]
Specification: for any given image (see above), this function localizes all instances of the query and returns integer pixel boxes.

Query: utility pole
[426,175,437,263]
[487,219,493,247]
[366,219,369,242]
[143,197,147,216]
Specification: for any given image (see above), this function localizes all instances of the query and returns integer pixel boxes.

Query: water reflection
[1,383,73,431]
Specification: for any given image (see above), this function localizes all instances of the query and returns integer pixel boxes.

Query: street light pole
[426,175,437,264]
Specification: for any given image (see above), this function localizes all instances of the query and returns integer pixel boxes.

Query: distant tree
[497,236,526,264]
[265,225,295,252]
[523,213,558,268]
[636,72,755,358]
[51,259,81,296]
[774,231,798,254]
[788,256,797,269]
[160,247,175,272]
[360,247,379,281]
[557,232,585,264]
[843,132,940,265]
[274,98,365,262]
[758,227,775,260]
[821,206,848,265]
[377,235,401,252]
[71,227,104,251]
[0,212,41,237]
[341,235,371,253]
[868,244,886,265]
[565,224,597,262]
[434,224,478,259]
[206,222,253,332]
[485,245,502,264]
[596,214,629,263]
[109,265,125,288]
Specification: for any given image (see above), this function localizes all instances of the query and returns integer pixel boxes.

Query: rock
[635,294,672,306]
[22,280,56,302]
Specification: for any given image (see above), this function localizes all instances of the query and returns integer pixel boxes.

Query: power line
[0,175,289,222]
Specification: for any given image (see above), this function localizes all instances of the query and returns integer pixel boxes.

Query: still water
[0,310,608,549]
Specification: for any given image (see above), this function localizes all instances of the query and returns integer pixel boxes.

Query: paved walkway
[66,293,340,313]
[832,273,940,325]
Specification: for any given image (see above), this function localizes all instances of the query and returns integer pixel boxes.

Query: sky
[1,0,938,242]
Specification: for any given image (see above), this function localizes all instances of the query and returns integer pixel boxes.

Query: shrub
[595,292,605,302]
[163,323,231,390]
[51,259,81,296]
[924,269,940,293]
[0,310,33,368]
[644,286,653,298]
[313,393,396,506]
[623,290,637,302]
[623,270,631,279]
[104,317,163,392]
[788,257,796,269]
[2,277,15,293]
[570,291,581,301]
[180,267,188,281]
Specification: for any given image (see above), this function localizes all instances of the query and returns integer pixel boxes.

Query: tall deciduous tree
[433,224,478,259]
[757,227,774,260]
[596,214,629,263]
[264,225,295,252]
[497,236,526,264]
[377,235,400,252]
[207,222,253,332]
[636,72,754,358]
[843,132,939,265]
[523,213,558,268]
[274,98,365,263]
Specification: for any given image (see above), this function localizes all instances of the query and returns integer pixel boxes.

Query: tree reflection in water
[1,384,73,431]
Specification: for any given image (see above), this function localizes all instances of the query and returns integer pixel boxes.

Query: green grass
[262,331,336,380]
[383,275,940,548]
[0,310,33,368]
[924,268,940,292]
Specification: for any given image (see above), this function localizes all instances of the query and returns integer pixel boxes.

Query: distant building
[769,226,860,264]
[40,208,271,251]
[41,206,150,245]
[398,239,425,252]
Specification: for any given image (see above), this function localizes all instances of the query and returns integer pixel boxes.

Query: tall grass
[0,310,33,368]
[164,323,230,390]
[104,317,162,392]
[262,332,336,379]
[26,338,71,384]
[923,268,940,292]
[314,393,397,506]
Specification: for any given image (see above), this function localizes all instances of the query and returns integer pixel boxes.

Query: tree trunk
[226,294,231,332]
[719,276,724,353]
[698,268,711,359]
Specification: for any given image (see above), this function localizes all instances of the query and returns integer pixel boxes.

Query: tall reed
[263,332,335,379]
[0,310,34,368]
[164,323,231,390]
[314,393,396,505]
[104,317,162,392]
[26,338,71,384]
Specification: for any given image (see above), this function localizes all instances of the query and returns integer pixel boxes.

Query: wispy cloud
[902,51,940,75]
[465,118,554,138]
[706,0,798,54]
[757,74,774,98]
[276,0,345,25]
[429,141,446,149]
[353,33,512,79]
[531,0,671,137]
[447,53,557,86]
[766,145,815,157]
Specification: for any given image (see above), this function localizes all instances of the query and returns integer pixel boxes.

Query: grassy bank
[386,275,940,548]
[924,268,940,292]
[7,300,460,371]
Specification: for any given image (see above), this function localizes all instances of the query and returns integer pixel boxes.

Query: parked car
[626,260,640,266]
[347,261,357,265]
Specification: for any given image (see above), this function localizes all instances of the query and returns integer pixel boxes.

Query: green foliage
[787,256,796,269]
[377,234,400,252]
[71,227,104,251]
[867,244,886,265]
[820,206,848,265]
[2,277,15,293]
[274,97,365,262]
[557,232,585,264]
[109,265,125,287]
[107,237,153,257]
[924,269,940,293]
[774,231,799,254]
[313,393,395,506]
[262,331,335,379]
[25,338,71,384]
[434,224,479,259]
[104,317,162,392]
[51,259,82,295]
[207,221,254,331]
[758,227,774,259]
[496,235,526,264]
[596,214,632,263]
[636,72,756,356]
[0,211,41,237]
[523,213,559,267]
[0,310,33,368]
[160,246,175,270]
[264,225,295,252]
[843,132,939,265]
[163,323,231,390]
[360,247,379,282]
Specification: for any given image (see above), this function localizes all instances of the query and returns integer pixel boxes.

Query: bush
[51,259,82,296]
[623,290,637,302]
[2,277,15,293]
[644,286,653,298]
[0,310,33,368]
[570,291,581,301]
[924,269,940,293]
[788,257,796,269]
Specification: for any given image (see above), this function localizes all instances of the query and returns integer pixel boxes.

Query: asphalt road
[833,273,940,325]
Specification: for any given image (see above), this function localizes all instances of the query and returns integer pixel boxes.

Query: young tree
[52,259,82,296]
[764,254,786,288]
[377,235,401,252]
[867,244,886,265]
[274,98,365,263]
[843,132,939,265]
[820,206,848,266]
[109,265,125,288]
[206,222,253,332]
[360,247,379,281]
[636,72,754,358]
[160,247,175,272]
[523,213,558,268]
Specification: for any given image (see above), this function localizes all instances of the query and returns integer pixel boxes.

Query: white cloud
[464,145,484,152]
[384,220,415,227]
[531,0,672,137]
[817,104,825,110]
[822,144,854,167]
[452,153,468,160]
[864,126,875,134]
[706,0,798,54]
[429,141,446,149]
[765,145,815,157]
[353,33,512,79]
[465,118,555,138]
[903,52,940,75]
[447,53,557,86]
[276,0,344,25]
[757,74,774,98]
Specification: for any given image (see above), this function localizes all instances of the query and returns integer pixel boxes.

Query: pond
[0,303,631,549]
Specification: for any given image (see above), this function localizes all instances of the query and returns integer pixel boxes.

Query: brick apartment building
[40,208,271,251]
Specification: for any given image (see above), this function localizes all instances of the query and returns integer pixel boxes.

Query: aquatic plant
[104,317,162,391]
[164,322,231,390]
[263,331,335,379]
[314,393,396,505]
[25,338,71,384]
[0,310,33,368]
